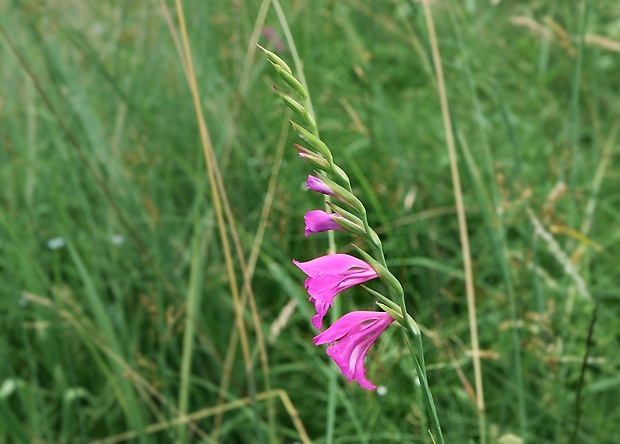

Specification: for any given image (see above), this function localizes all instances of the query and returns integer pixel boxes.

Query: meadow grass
[1,1,619,443]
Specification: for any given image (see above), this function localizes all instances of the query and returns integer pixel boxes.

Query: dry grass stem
[422,2,486,442]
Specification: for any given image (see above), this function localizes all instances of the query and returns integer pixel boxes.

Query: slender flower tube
[314,311,394,390]
[293,254,378,329]
[304,210,342,237]
[306,175,334,196]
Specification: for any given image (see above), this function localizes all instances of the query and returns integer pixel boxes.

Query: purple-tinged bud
[306,175,334,196]
[304,210,343,236]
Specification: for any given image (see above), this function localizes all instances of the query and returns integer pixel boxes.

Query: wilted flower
[304,210,342,236]
[314,311,394,390]
[293,254,378,329]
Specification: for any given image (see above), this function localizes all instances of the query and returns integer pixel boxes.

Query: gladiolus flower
[293,254,378,329]
[306,175,334,196]
[314,311,394,390]
[304,210,342,236]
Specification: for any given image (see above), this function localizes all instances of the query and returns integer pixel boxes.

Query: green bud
[376,302,404,323]
[364,226,382,249]
[274,86,309,122]
[256,43,292,74]
[332,164,351,189]
[272,64,307,100]
[326,202,363,227]
[289,121,333,165]
[331,213,366,237]
[295,144,331,172]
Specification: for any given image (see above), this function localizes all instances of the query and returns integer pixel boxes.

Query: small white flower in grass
[376,385,388,396]
[415,376,421,386]
[110,234,125,245]
[47,237,65,250]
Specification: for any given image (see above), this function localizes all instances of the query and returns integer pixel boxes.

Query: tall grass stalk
[452,9,528,436]
[171,0,278,438]
[172,0,260,441]
[421,2,486,443]
[171,0,278,435]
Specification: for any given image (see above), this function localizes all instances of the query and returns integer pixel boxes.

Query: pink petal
[304,210,342,236]
[314,311,394,390]
[309,297,330,330]
[294,254,375,277]
[304,274,342,301]
[293,255,379,330]
[306,175,333,195]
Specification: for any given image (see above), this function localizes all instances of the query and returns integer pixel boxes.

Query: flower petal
[314,311,394,390]
[304,210,342,236]
[306,175,333,195]
[294,254,375,277]
[293,255,379,329]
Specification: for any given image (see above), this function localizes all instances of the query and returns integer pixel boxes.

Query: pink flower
[293,254,378,329]
[304,210,342,236]
[314,311,394,390]
[306,175,334,196]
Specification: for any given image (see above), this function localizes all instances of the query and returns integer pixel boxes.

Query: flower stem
[405,330,445,444]
[395,285,445,443]
[357,201,444,441]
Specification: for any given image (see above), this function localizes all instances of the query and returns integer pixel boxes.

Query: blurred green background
[1,0,619,442]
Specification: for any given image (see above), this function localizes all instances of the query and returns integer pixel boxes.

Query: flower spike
[261,45,445,442]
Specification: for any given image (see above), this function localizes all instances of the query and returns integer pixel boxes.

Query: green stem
[347,177,443,440]
[177,207,207,443]
[401,294,445,444]
[357,203,444,442]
